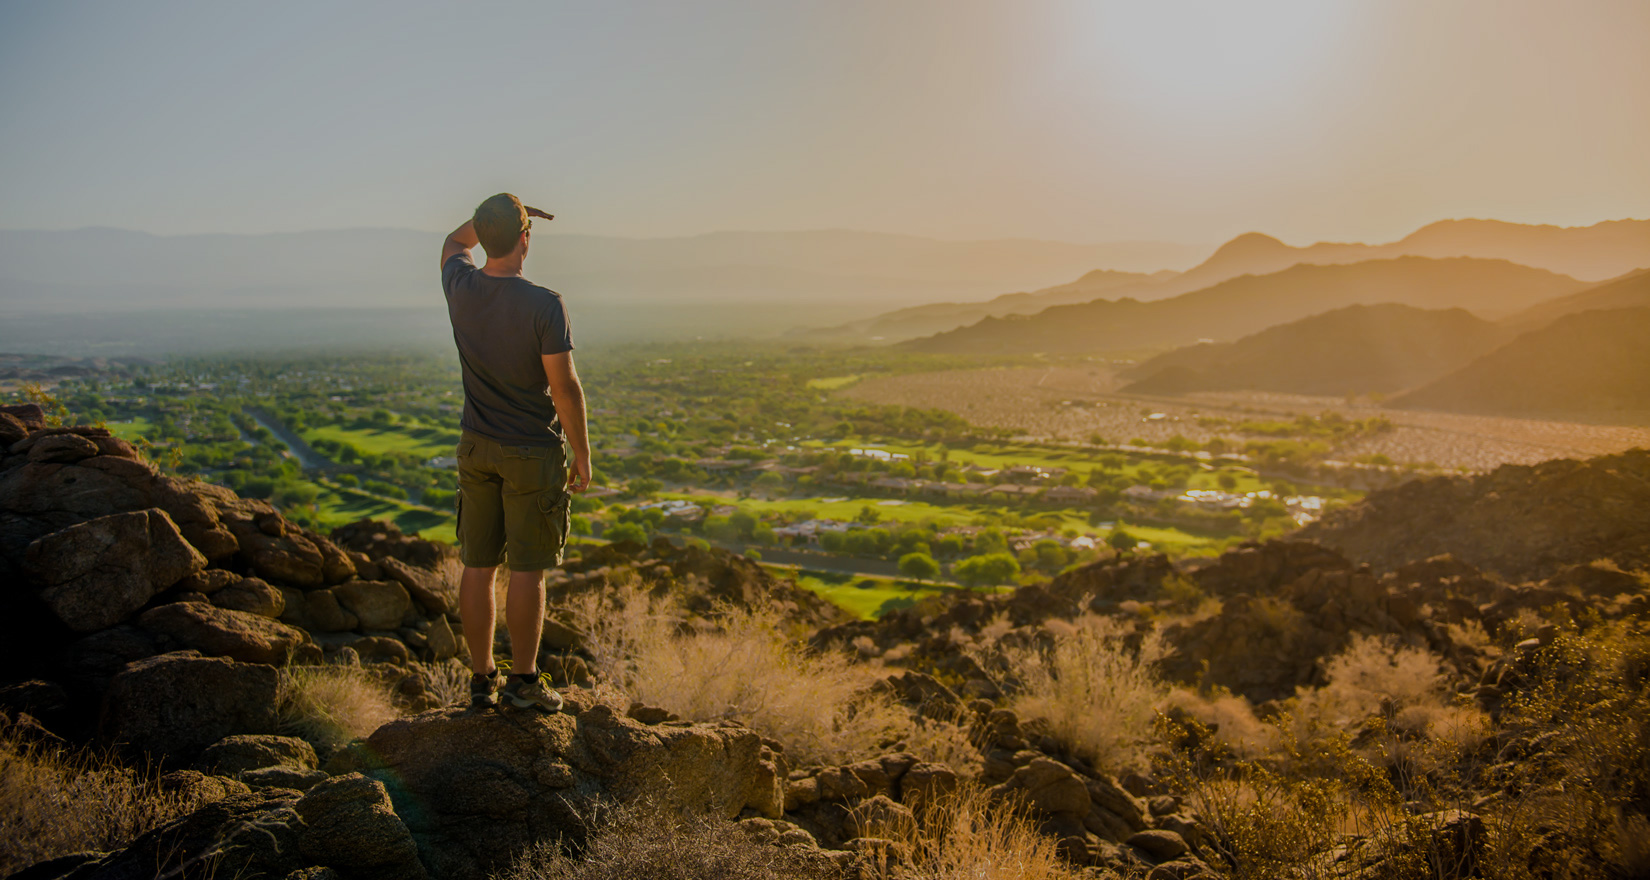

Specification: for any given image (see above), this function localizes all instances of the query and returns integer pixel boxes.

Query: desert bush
[973,614,1167,773]
[416,658,475,709]
[492,802,839,880]
[1160,687,1277,759]
[886,783,1082,880]
[1287,634,1447,739]
[570,579,912,765]
[276,663,400,755]
[0,732,201,875]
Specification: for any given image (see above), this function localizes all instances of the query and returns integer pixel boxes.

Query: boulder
[27,433,99,464]
[176,568,241,595]
[993,757,1091,816]
[304,589,359,632]
[845,794,917,841]
[156,768,254,805]
[69,789,306,879]
[211,576,285,618]
[332,580,411,631]
[244,766,330,790]
[139,602,308,664]
[197,734,318,776]
[425,616,459,661]
[357,701,783,880]
[1128,829,1190,862]
[377,556,452,615]
[296,774,428,880]
[0,411,29,446]
[899,761,959,810]
[100,652,279,764]
[23,508,206,632]
[223,508,350,589]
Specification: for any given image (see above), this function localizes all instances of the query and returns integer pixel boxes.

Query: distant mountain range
[804,218,1650,342]
[1390,307,1650,415]
[0,226,1197,313]
[1118,304,1513,397]
[902,257,1588,355]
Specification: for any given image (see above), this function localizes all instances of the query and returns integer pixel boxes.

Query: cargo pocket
[538,490,573,563]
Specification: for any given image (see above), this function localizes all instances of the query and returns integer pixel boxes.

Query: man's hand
[525,206,554,222]
[567,455,591,493]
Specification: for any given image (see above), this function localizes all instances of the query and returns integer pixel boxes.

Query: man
[440,193,591,713]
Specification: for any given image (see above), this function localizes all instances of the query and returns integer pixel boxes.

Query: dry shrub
[276,663,400,755]
[1161,687,1277,759]
[416,657,475,709]
[570,579,909,765]
[492,803,839,880]
[1289,634,1446,736]
[980,615,1167,773]
[0,732,201,875]
[892,783,1084,880]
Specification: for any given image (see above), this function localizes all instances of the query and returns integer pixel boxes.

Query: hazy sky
[2,0,1645,246]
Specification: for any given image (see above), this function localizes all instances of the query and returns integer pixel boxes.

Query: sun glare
[1087,0,1355,119]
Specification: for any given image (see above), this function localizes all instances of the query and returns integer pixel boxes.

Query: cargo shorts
[454,431,573,571]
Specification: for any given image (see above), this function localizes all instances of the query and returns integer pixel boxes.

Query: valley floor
[840,366,1650,471]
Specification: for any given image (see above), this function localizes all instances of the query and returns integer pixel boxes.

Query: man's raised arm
[442,219,479,269]
[543,351,592,493]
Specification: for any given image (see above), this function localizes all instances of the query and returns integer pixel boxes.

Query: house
[1122,485,1168,501]
[697,458,747,472]
[1044,485,1097,504]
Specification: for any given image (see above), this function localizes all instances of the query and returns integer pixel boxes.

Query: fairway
[785,568,961,619]
[312,483,456,543]
[660,490,1223,554]
[304,423,459,459]
[107,417,157,442]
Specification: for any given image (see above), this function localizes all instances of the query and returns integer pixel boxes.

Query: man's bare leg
[504,569,546,675]
[459,565,499,674]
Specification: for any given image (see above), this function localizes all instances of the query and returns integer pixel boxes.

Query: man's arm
[442,219,479,269]
[543,351,591,493]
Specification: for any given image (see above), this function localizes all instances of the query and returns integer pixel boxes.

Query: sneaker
[470,669,503,708]
[500,672,564,713]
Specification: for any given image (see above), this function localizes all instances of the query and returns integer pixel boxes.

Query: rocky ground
[2,402,1647,880]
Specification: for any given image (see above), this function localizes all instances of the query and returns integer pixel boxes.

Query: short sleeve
[537,294,574,355]
[441,252,475,298]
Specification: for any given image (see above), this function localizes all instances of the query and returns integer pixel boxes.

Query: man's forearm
[553,382,591,465]
[447,219,480,249]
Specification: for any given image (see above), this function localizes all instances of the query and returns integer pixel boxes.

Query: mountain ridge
[901,256,1588,356]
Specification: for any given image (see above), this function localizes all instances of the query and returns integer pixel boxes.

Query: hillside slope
[1501,268,1650,333]
[1120,304,1513,396]
[1390,307,1650,415]
[797,268,1172,341]
[1300,447,1650,579]
[902,257,1586,355]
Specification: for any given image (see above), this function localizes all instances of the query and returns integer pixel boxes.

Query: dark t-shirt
[442,253,574,446]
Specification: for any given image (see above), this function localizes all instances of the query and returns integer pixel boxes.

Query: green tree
[898,552,940,582]
[1107,529,1138,555]
[953,552,1021,587]
[605,522,648,545]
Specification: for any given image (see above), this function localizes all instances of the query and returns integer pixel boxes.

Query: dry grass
[569,578,913,766]
[416,658,476,709]
[492,803,840,880]
[1287,634,1447,737]
[976,615,1168,773]
[0,732,201,875]
[275,663,400,755]
[890,783,1085,880]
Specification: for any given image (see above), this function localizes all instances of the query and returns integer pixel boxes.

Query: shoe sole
[503,694,564,713]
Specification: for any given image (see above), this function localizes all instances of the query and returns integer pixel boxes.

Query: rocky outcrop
[23,508,205,632]
[342,699,787,880]
[1301,448,1650,580]
[100,652,280,765]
